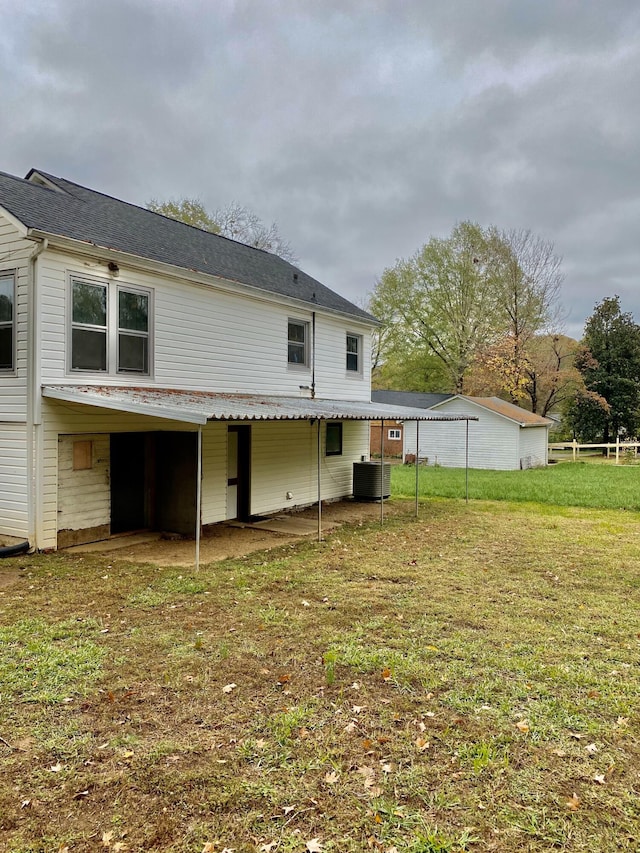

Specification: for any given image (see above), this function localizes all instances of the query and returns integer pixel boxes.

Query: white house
[402,395,552,470]
[0,168,448,551]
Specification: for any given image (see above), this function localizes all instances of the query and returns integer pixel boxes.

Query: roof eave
[27,228,377,327]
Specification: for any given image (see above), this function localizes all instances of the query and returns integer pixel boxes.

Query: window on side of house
[118,287,149,373]
[71,279,108,371]
[70,276,152,375]
[388,428,401,440]
[0,270,15,371]
[288,319,309,367]
[346,333,361,373]
[325,422,343,456]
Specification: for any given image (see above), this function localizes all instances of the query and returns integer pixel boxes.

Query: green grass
[1,497,639,851]
[392,460,640,509]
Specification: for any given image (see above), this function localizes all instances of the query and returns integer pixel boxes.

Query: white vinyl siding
[403,399,550,470]
[0,212,33,419]
[404,398,519,470]
[518,426,549,468]
[38,248,372,401]
[0,424,28,537]
[250,420,369,516]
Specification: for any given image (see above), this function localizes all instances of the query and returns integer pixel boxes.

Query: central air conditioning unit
[352,461,391,499]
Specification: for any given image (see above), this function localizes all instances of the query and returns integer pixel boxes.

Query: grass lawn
[392,461,640,511]
[1,497,639,851]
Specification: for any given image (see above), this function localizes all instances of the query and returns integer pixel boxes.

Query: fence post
[572,439,577,462]
[616,435,620,464]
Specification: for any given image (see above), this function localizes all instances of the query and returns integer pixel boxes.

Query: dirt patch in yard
[68,499,409,566]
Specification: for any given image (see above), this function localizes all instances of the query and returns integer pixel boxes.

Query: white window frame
[68,274,153,376]
[346,332,362,374]
[0,269,16,373]
[287,318,310,369]
[388,428,401,440]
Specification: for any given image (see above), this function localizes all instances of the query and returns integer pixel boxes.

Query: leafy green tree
[369,223,563,395]
[370,222,504,392]
[147,197,297,263]
[572,297,640,441]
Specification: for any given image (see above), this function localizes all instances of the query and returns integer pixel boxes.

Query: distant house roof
[432,395,553,427]
[0,168,374,323]
[371,390,453,409]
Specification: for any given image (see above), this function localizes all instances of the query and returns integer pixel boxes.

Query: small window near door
[73,440,93,470]
[388,428,401,440]
[326,422,343,456]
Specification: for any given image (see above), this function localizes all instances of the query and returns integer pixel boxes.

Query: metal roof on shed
[42,385,476,426]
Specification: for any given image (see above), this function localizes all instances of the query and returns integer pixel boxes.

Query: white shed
[402,395,552,470]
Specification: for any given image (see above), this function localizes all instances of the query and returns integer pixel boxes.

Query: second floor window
[288,319,309,367]
[0,270,15,371]
[346,333,361,372]
[71,277,151,375]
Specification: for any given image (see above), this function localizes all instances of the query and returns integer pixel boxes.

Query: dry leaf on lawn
[515,720,530,733]
[222,683,237,693]
[324,770,339,784]
[566,792,581,811]
[306,839,323,852]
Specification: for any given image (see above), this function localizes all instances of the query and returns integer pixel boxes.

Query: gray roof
[0,168,374,323]
[371,390,453,409]
[42,385,475,426]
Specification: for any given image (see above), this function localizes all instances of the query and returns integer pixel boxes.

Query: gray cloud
[1,0,639,339]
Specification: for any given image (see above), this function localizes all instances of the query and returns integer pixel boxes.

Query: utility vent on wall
[352,461,391,499]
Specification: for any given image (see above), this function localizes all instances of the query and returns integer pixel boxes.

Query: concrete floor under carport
[64,498,410,567]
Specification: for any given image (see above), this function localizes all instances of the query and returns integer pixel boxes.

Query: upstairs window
[118,289,149,373]
[288,319,309,367]
[0,271,15,371]
[70,276,151,375]
[72,280,107,371]
[346,333,361,373]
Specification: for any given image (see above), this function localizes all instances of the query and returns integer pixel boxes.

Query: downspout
[317,419,322,542]
[26,237,48,551]
[311,311,316,398]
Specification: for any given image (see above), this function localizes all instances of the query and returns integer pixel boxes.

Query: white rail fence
[548,439,640,463]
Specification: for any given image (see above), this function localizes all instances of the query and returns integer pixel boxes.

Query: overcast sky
[1,0,639,338]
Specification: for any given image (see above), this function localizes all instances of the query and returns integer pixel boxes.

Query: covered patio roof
[42,385,475,425]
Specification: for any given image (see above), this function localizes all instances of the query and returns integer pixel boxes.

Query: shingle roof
[371,390,453,409]
[463,397,553,426]
[0,168,374,323]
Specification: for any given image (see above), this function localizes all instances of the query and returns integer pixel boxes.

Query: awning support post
[195,425,202,570]
[415,420,419,517]
[380,419,385,525]
[317,420,322,542]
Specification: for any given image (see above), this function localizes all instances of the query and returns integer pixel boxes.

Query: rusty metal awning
[42,385,476,425]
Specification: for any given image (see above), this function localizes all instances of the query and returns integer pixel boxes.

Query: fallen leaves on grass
[515,719,530,733]
[565,792,581,811]
[222,683,237,694]
[306,838,323,852]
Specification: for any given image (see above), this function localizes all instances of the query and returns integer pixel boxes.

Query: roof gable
[0,168,374,323]
[431,395,552,427]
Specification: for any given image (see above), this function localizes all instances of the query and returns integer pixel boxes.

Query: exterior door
[227,425,251,520]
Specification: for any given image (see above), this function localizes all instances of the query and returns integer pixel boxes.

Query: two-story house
[0,168,445,553]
